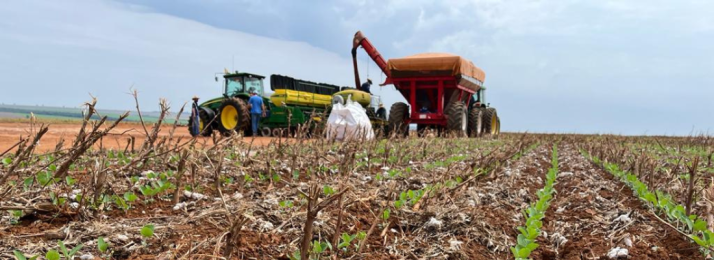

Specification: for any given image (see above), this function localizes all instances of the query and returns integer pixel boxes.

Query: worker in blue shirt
[248,90,266,136]
[361,79,372,94]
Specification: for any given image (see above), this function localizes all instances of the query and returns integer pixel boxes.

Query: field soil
[531,144,701,259]
[0,122,279,153]
[0,133,709,259]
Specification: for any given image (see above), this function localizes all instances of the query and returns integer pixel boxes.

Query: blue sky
[1,0,713,135]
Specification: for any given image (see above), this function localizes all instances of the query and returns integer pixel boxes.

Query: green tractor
[189,70,389,137]
[189,71,267,137]
[189,71,338,137]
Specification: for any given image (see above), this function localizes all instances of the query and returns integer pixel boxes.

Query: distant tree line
[0,107,130,122]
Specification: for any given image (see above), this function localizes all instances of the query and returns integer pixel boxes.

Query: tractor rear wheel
[388,102,409,138]
[217,98,250,135]
[446,101,467,137]
[467,107,482,138]
[188,106,215,137]
[482,108,499,135]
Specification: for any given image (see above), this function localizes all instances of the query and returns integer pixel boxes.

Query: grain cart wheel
[482,108,498,135]
[446,101,467,137]
[218,98,250,135]
[188,107,215,137]
[388,102,410,138]
[467,107,482,138]
[261,127,271,137]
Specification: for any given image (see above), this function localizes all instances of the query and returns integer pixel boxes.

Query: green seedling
[511,145,558,260]
[13,251,38,260]
[124,191,137,202]
[65,176,76,186]
[97,236,109,252]
[584,149,714,255]
[45,250,60,260]
[58,240,83,259]
[279,200,294,208]
[382,209,390,221]
[141,224,155,238]
[323,185,335,196]
[113,195,129,211]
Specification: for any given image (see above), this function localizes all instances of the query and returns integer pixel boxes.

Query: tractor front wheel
[467,107,482,138]
[446,101,467,137]
[482,108,499,136]
[217,98,250,135]
[388,102,409,138]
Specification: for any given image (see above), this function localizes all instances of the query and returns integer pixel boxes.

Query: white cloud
[0,0,403,112]
[1,0,713,135]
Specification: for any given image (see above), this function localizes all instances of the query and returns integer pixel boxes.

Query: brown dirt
[2,135,707,259]
[0,121,286,153]
[531,143,703,260]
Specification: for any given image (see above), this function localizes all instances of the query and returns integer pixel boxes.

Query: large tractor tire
[188,106,215,137]
[388,102,409,138]
[446,101,468,137]
[467,107,482,138]
[496,117,501,135]
[482,107,499,136]
[217,98,250,135]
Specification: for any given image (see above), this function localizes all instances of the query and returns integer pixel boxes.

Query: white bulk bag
[326,96,374,141]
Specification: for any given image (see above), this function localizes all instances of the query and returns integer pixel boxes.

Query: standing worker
[248,90,266,136]
[361,79,372,94]
[376,103,386,119]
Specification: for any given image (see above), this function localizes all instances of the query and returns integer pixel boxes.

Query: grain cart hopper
[351,31,500,137]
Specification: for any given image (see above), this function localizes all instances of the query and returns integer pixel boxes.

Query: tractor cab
[471,88,487,108]
[221,72,266,98]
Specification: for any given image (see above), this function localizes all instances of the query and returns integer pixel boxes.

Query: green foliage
[311,240,331,254]
[584,149,714,255]
[222,176,234,185]
[49,192,66,206]
[124,191,137,202]
[36,171,56,186]
[2,157,12,166]
[13,251,38,260]
[393,188,426,209]
[65,176,76,186]
[279,200,294,208]
[45,250,60,260]
[113,195,129,211]
[511,145,558,260]
[323,185,335,196]
[337,231,366,251]
[97,236,109,252]
[141,224,155,238]
[130,176,140,185]
[338,233,356,249]
[382,209,390,221]
[58,240,83,259]
[244,173,254,184]
[139,178,175,198]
